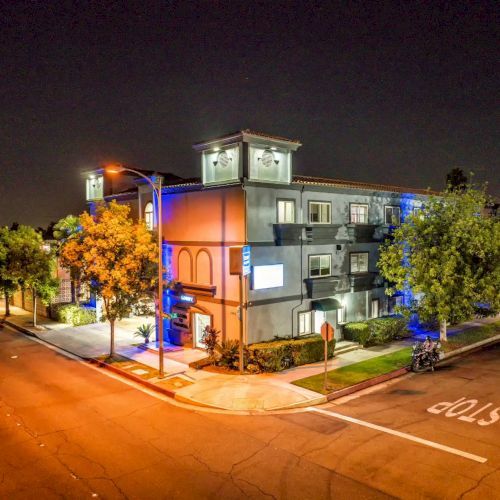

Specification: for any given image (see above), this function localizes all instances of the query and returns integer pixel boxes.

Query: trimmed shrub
[343,322,370,346]
[247,335,335,373]
[54,304,96,326]
[344,316,409,347]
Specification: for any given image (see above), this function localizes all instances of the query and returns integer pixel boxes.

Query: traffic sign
[321,322,334,342]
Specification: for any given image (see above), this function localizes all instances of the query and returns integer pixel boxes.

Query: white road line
[308,407,488,464]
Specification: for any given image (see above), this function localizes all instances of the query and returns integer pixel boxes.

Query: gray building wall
[244,183,422,343]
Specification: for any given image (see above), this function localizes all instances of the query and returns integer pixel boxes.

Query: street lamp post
[107,165,165,378]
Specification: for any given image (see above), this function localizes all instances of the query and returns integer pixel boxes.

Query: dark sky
[1,0,498,227]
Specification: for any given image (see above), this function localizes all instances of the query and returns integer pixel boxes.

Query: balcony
[304,224,343,244]
[348,272,382,292]
[346,224,379,243]
[273,224,304,245]
[304,275,350,299]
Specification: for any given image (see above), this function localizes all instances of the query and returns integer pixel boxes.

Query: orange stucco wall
[162,186,245,243]
[163,186,246,343]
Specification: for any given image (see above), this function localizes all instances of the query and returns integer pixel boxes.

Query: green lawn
[442,320,500,353]
[292,347,412,395]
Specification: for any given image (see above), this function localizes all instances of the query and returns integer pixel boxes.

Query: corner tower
[192,129,302,186]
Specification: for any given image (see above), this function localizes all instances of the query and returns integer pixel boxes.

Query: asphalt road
[0,323,499,499]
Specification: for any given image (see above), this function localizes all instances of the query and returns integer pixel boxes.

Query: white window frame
[277,199,295,224]
[371,298,380,318]
[350,203,369,224]
[309,254,332,278]
[384,206,401,225]
[309,201,331,224]
[144,202,154,231]
[298,311,312,335]
[350,252,369,273]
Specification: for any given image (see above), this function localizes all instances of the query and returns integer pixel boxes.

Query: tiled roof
[292,175,436,195]
[192,129,301,147]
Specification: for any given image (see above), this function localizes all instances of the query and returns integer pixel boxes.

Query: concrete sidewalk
[1,305,326,411]
[2,305,498,412]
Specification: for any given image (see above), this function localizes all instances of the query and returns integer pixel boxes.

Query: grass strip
[292,347,412,395]
[441,320,500,353]
[96,353,160,379]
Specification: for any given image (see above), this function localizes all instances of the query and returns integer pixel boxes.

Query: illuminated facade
[84,130,428,347]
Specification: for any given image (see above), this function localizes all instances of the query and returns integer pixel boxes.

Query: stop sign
[321,321,334,342]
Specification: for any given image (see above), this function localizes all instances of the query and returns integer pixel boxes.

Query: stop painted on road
[427,397,499,426]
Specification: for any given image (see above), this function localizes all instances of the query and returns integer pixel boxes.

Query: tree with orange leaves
[61,201,157,356]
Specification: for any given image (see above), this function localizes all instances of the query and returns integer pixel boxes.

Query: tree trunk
[4,290,10,316]
[75,280,80,307]
[439,319,447,342]
[32,290,37,328]
[109,319,115,357]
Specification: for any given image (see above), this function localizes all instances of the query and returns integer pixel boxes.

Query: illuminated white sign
[248,145,291,184]
[202,145,240,185]
[86,175,103,200]
[252,264,284,290]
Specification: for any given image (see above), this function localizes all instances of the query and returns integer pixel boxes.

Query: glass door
[193,313,211,348]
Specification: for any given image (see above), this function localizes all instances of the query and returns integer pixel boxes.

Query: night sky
[1,0,498,227]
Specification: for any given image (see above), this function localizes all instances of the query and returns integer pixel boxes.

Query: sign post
[321,321,334,392]
[230,245,251,375]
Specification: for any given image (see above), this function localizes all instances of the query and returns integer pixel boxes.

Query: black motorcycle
[411,340,441,372]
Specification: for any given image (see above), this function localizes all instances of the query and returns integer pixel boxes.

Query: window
[337,305,346,324]
[277,200,295,223]
[385,206,401,225]
[309,201,331,224]
[298,311,312,335]
[350,252,368,273]
[144,202,154,230]
[350,203,369,224]
[371,298,379,318]
[389,295,403,313]
[309,254,331,278]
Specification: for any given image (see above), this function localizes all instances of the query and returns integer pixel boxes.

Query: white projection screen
[252,264,284,290]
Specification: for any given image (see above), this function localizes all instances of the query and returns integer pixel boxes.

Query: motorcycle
[411,340,441,372]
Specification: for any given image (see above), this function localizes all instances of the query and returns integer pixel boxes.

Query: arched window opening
[144,202,154,230]
[178,248,193,283]
[196,249,213,285]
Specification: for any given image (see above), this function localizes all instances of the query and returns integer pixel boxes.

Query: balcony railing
[348,272,382,292]
[273,224,304,245]
[304,224,344,244]
[346,223,380,243]
[304,274,350,299]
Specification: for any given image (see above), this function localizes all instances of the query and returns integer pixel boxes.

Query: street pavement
[1,322,499,499]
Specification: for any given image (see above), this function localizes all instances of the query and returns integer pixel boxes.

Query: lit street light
[107,165,165,378]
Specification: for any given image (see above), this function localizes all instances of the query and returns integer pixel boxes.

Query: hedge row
[246,335,335,373]
[343,316,410,347]
[53,303,97,326]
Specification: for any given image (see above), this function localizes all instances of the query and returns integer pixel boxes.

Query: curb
[324,334,500,401]
[440,333,500,361]
[326,367,410,401]
[88,358,176,398]
[3,317,178,400]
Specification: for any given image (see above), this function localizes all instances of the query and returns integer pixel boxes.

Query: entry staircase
[334,340,361,355]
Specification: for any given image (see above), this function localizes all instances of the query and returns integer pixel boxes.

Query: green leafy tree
[54,215,82,305]
[60,201,157,356]
[379,186,499,341]
[8,226,59,327]
[446,168,468,192]
[0,227,18,316]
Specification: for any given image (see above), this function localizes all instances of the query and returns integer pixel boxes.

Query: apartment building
[85,130,427,347]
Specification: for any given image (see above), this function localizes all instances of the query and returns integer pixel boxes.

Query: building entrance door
[193,313,211,349]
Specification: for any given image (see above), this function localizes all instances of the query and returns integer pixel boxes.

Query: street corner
[173,374,327,413]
